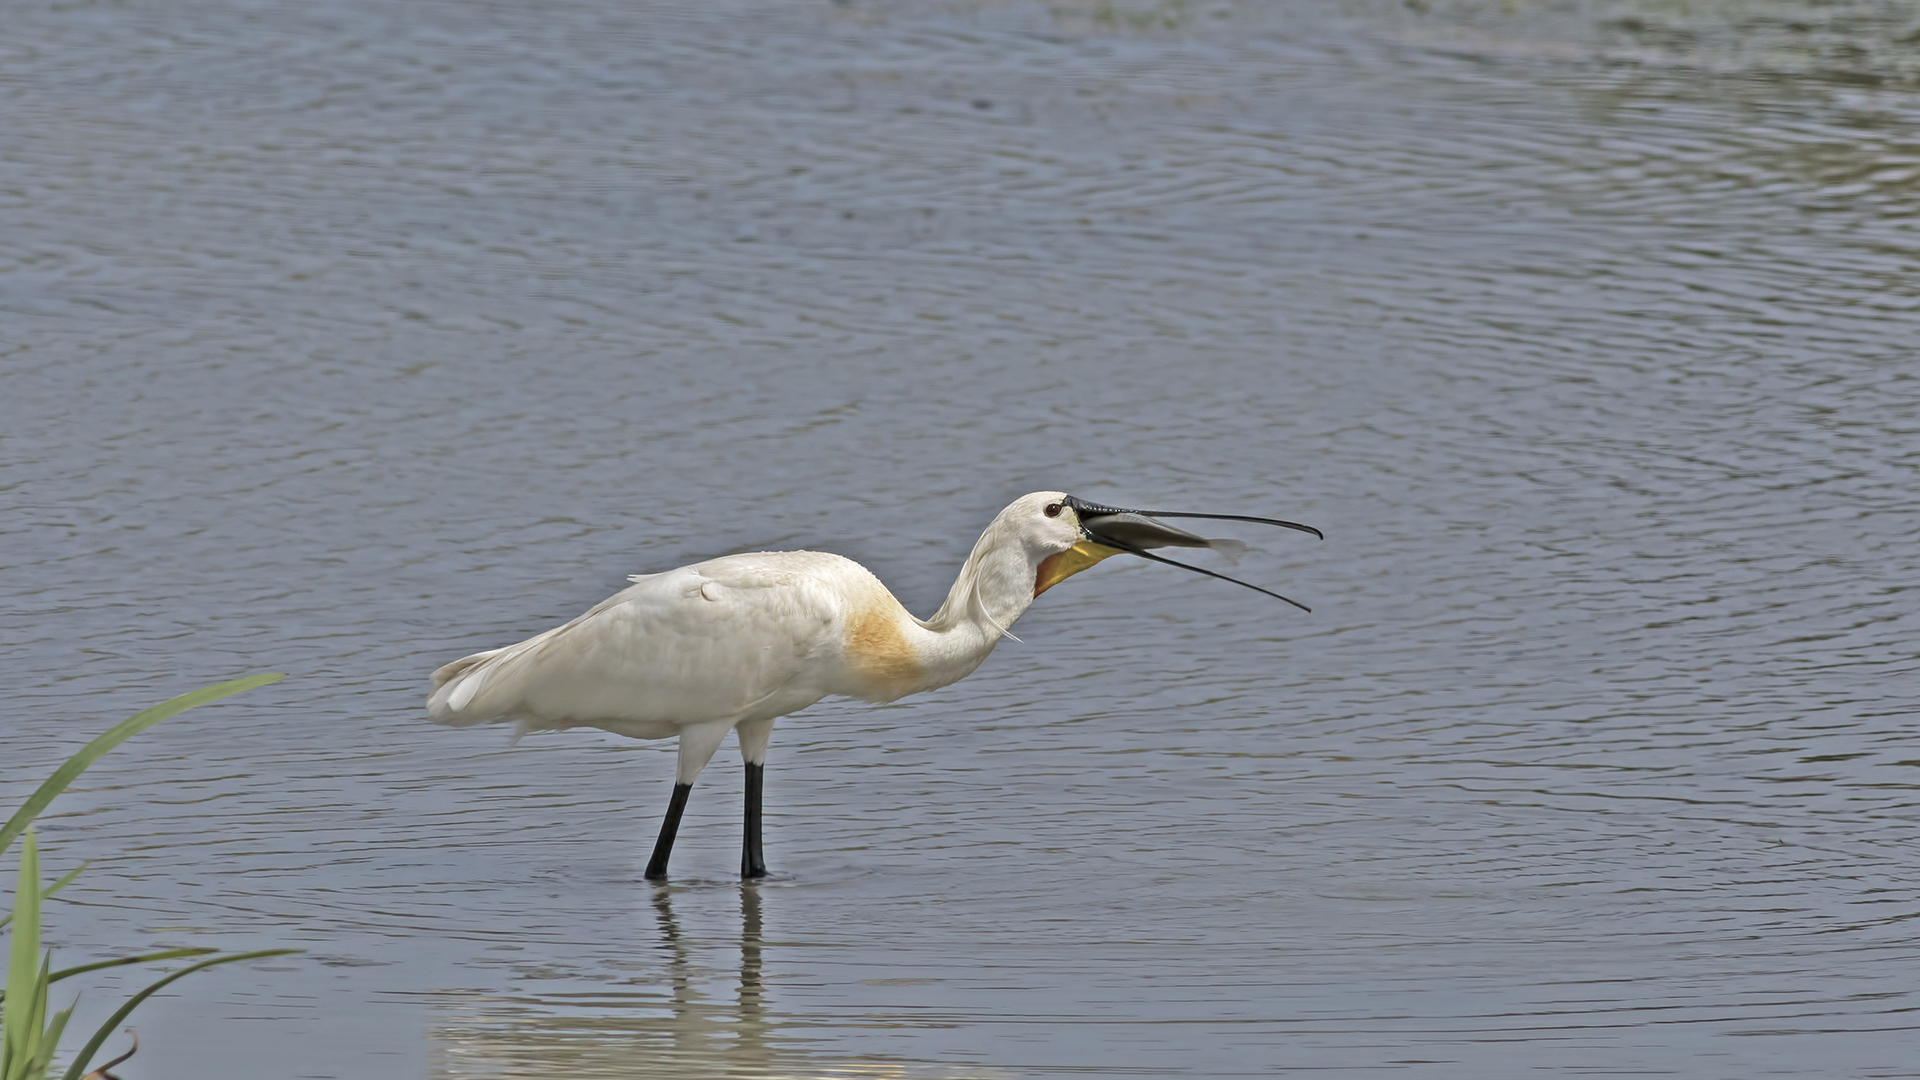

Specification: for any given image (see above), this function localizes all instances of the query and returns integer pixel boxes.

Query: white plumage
[432,552,863,741]
[428,490,1316,879]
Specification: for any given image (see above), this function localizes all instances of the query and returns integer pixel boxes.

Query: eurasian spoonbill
[427,492,1319,880]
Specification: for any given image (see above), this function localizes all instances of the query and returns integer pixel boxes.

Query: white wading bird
[428,492,1319,880]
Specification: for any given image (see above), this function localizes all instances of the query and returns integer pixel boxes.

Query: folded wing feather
[428,553,850,739]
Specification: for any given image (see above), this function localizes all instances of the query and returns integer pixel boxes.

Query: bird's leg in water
[645,783,693,880]
[735,718,775,879]
[648,720,732,880]
[742,763,767,879]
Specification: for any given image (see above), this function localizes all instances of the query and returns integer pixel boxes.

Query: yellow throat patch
[1033,540,1125,597]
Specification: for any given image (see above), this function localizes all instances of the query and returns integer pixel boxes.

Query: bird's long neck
[904,532,1040,691]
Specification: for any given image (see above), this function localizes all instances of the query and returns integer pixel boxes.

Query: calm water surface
[4,0,1919,1077]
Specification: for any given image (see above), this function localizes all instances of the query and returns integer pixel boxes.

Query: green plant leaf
[3,831,43,1080]
[33,1000,72,1080]
[40,865,87,905]
[59,949,301,1080]
[1,948,220,1009]
[47,949,217,986]
[0,862,87,934]
[0,674,285,858]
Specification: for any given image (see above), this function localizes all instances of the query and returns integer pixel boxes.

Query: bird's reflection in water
[647,882,773,1073]
[736,883,766,1036]
[429,885,990,1080]
[427,884,779,1079]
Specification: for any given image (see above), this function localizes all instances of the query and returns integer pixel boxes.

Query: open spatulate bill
[1062,495,1321,613]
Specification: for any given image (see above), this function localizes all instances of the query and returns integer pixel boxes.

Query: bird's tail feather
[430,651,493,693]
[427,646,519,724]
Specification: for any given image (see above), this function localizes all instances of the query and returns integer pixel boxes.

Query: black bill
[1064,494,1321,612]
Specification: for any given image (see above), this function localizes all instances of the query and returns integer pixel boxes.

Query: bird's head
[1012,491,1323,612]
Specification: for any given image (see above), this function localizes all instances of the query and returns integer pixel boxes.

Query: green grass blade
[5,946,217,1007]
[1,862,98,1011]
[0,862,88,934]
[48,949,217,986]
[3,831,44,1078]
[3,963,43,1073]
[0,675,284,858]
[33,1001,73,1080]
[40,864,88,905]
[3,957,50,1080]
[58,949,300,1080]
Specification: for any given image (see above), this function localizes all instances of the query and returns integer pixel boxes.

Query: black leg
[741,762,767,879]
[646,782,693,881]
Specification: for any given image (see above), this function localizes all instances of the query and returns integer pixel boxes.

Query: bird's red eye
[1044,503,1063,518]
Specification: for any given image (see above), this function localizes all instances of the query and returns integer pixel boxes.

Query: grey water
[4,0,1919,1076]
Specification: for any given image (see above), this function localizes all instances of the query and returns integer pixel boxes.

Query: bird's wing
[428,557,847,736]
